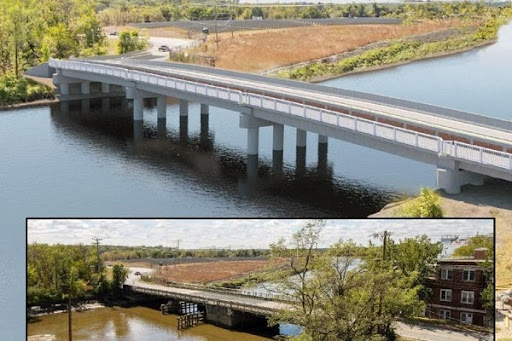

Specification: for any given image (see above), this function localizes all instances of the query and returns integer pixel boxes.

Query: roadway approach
[49,57,512,194]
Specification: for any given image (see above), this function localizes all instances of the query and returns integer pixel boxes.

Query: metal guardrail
[50,59,512,171]
[163,281,295,302]
[129,285,284,315]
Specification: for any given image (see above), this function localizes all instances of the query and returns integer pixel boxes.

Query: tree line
[97,1,502,25]
[28,243,128,307]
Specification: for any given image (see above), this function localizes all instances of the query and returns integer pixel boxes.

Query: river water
[28,306,272,341]
[3,21,512,340]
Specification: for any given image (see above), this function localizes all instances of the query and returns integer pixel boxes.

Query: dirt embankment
[193,19,470,73]
[154,259,281,284]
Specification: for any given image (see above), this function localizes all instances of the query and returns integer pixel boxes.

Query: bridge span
[49,58,512,193]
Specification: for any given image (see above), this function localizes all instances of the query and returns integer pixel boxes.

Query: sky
[27,219,493,249]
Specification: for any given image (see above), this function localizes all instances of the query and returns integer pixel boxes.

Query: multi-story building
[425,248,492,327]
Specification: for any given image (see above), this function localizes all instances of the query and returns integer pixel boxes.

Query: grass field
[193,20,470,73]
[155,259,279,284]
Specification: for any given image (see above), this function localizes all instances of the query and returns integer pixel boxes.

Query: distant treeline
[98,1,504,25]
[100,245,272,261]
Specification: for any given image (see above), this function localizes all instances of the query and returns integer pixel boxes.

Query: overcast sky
[27,219,493,249]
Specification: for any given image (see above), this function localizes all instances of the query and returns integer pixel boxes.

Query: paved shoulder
[395,321,492,341]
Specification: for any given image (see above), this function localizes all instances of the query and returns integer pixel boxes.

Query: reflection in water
[51,98,396,217]
[28,306,272,341]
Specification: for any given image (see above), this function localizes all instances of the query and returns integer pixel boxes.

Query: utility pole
[176,239,182,250]
[214,0,219,49]
[377,230,389,335]
[382,230,388,261]
[92,237,102,273]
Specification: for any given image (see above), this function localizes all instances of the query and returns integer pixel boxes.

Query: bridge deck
[101,59,512,147]
[126,280,290,315]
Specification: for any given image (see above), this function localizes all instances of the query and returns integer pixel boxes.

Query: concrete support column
[200,103,209,116]
[318,135,328,173]
[200,108,210,150]
[273,124,284,173]
[60,83,70,96]
[81,81,90,95]
[133,120,144,142]
[101,83,110,94]
[133,90,144,121]
[296,129,307,176]
[179,99,189,117]
[157,95,167,119]
[247,127,259,156]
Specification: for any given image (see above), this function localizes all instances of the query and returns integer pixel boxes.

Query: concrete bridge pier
[81,81,90,95]
[180,99,189,142]
[133,90,144,121]
[273,124,284,174]
[296,129,307,176]
[318,135,328,173]
[240,114,273,178]
[437,161,485,194]
[101,83,110,94]
[200,104,211,150]
[59,83,70,96]
[156,95,167,137]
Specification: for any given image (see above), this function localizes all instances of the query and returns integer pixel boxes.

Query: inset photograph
[27,219,494,341]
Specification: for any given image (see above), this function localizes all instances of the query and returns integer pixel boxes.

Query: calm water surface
[3,21,512,340]
[28,306,272,341]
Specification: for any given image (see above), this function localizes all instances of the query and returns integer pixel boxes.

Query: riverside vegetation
[276,4,512,81]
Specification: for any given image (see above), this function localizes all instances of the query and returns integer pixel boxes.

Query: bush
[397,188,444,218]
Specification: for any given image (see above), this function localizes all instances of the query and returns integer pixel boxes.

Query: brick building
[425,248,492,327]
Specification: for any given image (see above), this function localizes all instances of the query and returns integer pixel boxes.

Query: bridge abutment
[205,305,269,330]
[437,162,485,194]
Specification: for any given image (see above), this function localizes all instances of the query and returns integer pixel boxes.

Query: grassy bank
[0,75,55,107]
[276,14,512,81]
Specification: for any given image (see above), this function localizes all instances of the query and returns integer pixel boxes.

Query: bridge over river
[49,58,512,193]
[123,271,291,329]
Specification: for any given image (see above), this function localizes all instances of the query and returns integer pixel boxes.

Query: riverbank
[309,39,495,83]
[28,302,106,318]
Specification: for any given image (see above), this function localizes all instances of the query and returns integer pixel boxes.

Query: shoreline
[0,98,58,112]
[308,39,496,83]
[28,302,106,318]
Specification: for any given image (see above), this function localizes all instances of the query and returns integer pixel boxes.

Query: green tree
[453,235,493,258]
[270,223,424,341]
[117,29,147,54]
[111,264,128,297]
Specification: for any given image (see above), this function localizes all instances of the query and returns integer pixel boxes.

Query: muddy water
[28,306,272,341]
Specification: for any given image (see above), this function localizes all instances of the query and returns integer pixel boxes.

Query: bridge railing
[129,285,284,315]
[163,281,295,302]
[50,59,512,171]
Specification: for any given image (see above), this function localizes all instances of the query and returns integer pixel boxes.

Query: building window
[441,268,453,280]
[461,291,475,304]
[463,269,476,281]
[440,309,451,320]
[461,312,473,324]
[440,289,452,302]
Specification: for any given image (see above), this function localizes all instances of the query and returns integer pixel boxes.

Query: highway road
[95,58,512,148]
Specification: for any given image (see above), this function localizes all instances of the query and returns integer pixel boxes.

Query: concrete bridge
[49,58,512,194]
[124,280,290,329]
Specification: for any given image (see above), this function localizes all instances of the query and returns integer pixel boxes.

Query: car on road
[158,45,169,52]
[134,271,141,276]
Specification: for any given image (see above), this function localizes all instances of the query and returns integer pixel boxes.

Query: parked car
[134,271,141,276]
[158,45,169,52]
[109,31,117,36]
